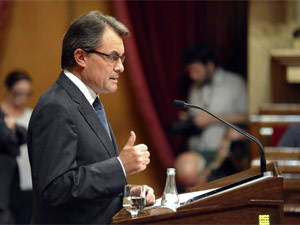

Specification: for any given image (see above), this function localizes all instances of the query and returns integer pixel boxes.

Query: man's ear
[74,49,87,68]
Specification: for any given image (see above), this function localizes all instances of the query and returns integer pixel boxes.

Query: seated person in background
[207,129,249,182]
[277,124,300,147]
[175,151,206,193]
[175,127,249,192]
[171,44,247,166]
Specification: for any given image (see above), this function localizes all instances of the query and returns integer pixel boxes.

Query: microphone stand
[174,100,266,174]
[173,100,269,204]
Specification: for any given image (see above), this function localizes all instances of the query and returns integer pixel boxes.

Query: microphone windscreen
[173,100,185,108]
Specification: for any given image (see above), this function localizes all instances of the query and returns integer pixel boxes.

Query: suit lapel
[78,99,118,157]
[108,124,119,156]
[57,72,118,157]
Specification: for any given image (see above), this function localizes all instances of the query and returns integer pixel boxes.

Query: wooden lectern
[111,162,284,224]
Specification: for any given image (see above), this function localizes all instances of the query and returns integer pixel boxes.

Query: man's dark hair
[182,44,216,66]
[4,70,32,90]
[61,11,130,69]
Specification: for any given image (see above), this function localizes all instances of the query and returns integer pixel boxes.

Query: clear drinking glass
[122,184,146,219]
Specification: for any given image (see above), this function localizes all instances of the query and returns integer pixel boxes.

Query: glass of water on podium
[123,184,146,218]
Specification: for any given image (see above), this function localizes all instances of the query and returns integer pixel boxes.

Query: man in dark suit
[28,11,155,224]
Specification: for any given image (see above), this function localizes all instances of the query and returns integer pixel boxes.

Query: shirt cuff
[117,157,126,177]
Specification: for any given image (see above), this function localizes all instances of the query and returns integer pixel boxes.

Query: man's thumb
[125,131,136,148]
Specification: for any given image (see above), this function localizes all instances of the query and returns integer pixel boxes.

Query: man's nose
[114,59,124,73]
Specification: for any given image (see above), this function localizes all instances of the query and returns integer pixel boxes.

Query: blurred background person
[0,108,26,224]
[206,127,250,182]
[175,151,205,193]
[277,123,300,147]
[175,127,250,192]
[170,44,248,169]
[0,70,33,224]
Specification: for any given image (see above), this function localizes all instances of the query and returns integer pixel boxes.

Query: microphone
[173,100,266,174]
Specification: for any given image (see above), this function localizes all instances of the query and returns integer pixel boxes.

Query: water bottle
[161,168,180,211]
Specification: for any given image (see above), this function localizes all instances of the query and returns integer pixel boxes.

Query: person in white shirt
[178,44,247,166]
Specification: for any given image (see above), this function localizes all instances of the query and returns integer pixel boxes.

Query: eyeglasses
[86,49,125,64]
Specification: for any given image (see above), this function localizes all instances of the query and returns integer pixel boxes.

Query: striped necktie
[93,97,111,140]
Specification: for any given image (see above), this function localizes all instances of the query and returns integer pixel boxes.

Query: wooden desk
[260,103,300,115]
[249,114,300,159]
[270,48,300,103]
[112,162,283,224]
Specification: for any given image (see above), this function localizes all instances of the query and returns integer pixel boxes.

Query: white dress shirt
[187,68,247,152]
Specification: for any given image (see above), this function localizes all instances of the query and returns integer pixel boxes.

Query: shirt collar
[63,69,97,106]
[213,67,225,84]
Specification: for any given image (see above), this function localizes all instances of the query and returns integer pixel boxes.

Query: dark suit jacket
[0,108,27,157]
[28,72,127,224]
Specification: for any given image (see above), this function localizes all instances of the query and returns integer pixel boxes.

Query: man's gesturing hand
[119,131,150,175]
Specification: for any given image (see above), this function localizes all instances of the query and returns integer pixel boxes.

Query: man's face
[186,62,213,86]
[82,26,125,94]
